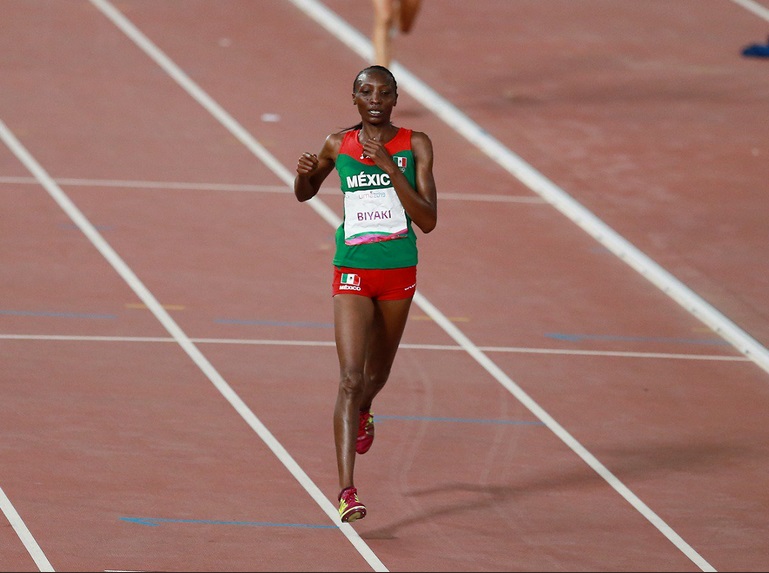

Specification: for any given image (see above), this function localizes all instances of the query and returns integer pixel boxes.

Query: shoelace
[359,411,372,434]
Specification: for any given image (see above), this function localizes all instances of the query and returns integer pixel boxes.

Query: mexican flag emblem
[341,273,361,286]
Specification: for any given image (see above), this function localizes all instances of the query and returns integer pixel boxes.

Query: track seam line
[0,334,750,362]
[0,175,542,203]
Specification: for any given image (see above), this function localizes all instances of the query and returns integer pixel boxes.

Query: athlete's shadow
[359,439,752,539]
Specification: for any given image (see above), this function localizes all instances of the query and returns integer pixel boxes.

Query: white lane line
[0,334,749,362]
[0,485,54,572]
[439,192,544,203]
[0,176,288,193]
[730,0,769,22]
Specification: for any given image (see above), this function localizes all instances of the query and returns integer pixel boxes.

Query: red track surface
[2,1,769,571]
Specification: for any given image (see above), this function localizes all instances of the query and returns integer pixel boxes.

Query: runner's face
[353,72,397,124]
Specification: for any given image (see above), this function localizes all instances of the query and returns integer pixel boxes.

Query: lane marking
[0,175,540,203]
[410,315,469,322]
[125,303,185,311]
[213,318,333,328]
[377,414,544,426]
[59,223,113,231]
[729,0,769,21]
[119,516,335,529]
[0,485,54,572]
[545,332,729,346]
[0,175,288,193]
[0,309,116,319]
[0,333,749,362]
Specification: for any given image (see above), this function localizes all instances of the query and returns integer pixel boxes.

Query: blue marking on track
[214,318,333,328]
[545,332,728,346]
[0,309,117,319]
[120,516,335,529]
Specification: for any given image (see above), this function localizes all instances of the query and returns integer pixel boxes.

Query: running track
[2,1,769,571]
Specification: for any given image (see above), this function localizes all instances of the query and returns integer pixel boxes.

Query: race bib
[343,187,408,245]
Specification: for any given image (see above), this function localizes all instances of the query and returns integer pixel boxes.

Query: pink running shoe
[338,487,367,523]
[356,410,375,454]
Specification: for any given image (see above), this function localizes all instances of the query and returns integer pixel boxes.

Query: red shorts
[332,266,417,300]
